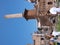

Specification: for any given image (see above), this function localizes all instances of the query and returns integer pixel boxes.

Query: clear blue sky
[0,0,37,45]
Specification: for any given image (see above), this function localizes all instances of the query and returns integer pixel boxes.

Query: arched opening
[48,2,53,5]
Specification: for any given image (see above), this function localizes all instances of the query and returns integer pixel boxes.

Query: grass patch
[56,16,60,31]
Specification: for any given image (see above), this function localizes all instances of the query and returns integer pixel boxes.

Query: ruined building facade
[25,0,58,45]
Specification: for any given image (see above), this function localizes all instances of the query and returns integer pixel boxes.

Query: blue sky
[0,0,37,45]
